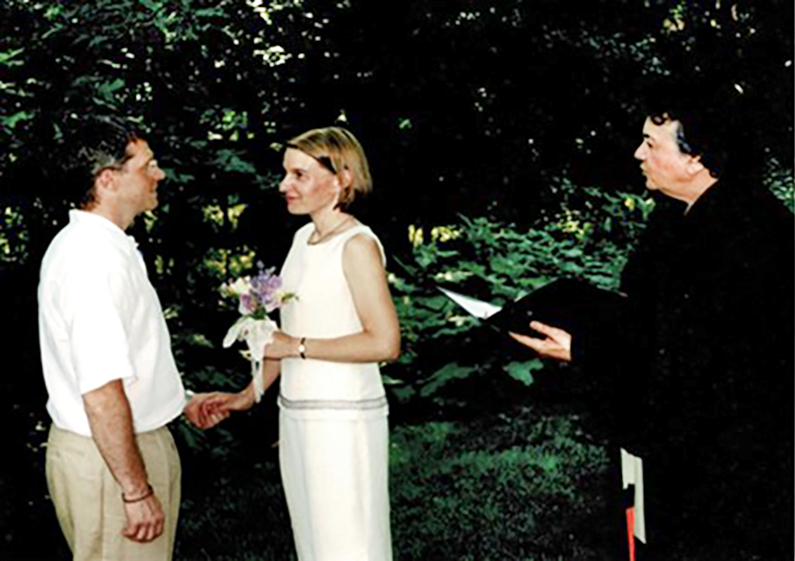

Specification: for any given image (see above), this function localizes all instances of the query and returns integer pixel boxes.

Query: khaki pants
[45,425,181,561]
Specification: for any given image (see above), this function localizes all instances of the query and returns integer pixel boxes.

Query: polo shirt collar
[68,209,140,250]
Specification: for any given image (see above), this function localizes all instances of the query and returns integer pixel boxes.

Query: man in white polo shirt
[38,117,226,560]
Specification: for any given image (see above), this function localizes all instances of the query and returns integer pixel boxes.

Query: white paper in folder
[437,286,503,320]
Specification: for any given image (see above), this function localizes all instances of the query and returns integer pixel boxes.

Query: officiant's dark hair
[286,127,372,210]
[642,76,757,182]
[65,116,142,209]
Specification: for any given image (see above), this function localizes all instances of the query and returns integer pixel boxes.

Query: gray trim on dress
[278,394,388,411]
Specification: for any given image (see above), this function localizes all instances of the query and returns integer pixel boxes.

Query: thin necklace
[309,215,354,245]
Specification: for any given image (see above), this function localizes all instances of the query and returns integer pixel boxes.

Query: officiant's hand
[509,321,572,362]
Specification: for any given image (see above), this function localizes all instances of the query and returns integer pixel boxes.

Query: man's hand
[200,388,256,417]
[184,393,230,429]
[83,380,167,543]
[122,492,165,542]
[509,321,573,362]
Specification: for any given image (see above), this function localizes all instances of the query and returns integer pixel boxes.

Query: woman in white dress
[206,127,400,561]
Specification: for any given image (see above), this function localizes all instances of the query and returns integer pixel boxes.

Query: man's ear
[93,168,117,200]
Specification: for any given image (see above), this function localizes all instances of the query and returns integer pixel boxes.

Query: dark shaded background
[0,1,792,558]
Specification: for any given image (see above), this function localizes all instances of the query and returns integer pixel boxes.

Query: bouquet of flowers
[221,264,297,401]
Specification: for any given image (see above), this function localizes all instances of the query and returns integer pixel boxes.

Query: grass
[175,404,614,560]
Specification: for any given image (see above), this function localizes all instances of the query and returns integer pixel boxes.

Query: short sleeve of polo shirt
[59,248,137,394]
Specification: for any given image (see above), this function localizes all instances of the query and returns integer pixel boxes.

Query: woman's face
[279,148,339,216]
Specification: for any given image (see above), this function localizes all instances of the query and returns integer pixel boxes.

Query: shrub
[383,178,654,418]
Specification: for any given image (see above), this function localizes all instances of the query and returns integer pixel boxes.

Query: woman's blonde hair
[286,126,372,210]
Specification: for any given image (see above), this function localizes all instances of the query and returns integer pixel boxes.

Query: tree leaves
[0,0,791,424]
[95,77,126,106]
[420,363,478,398]
[212,149,258,176]
[503,359,544,386]
[0,48,25,67]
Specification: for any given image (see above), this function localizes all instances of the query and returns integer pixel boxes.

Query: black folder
[441,278,626,339]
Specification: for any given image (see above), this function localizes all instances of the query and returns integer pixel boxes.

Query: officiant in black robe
[510,82,794,560]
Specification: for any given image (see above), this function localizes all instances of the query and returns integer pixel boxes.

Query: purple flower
[248,267,283,313]
[223,263,296,319]
[238,293,256,315]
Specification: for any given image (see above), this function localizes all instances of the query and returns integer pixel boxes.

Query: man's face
[634,117,696,200]
[114,139,166,216]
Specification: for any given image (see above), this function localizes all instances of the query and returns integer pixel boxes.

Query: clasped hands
[183,384,259,430]
[184,331,299,428]
[509,320,573,362]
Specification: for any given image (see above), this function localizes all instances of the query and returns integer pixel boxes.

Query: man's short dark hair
[642,78,753,181]
[67,116,142,209]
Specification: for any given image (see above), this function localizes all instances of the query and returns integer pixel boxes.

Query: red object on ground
[626,507,636,561]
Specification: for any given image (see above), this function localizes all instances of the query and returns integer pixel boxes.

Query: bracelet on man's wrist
[122,484,154,504]
[298,337,307,360]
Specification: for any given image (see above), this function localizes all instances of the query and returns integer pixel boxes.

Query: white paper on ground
[621,447,647,543]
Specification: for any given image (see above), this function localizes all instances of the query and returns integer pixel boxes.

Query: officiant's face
[280,147,340,215]
[634,117,696,198]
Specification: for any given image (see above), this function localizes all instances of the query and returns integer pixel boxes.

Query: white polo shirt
[38,210,186,437]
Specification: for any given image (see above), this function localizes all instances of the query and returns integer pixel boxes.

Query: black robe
[575,180,794,559]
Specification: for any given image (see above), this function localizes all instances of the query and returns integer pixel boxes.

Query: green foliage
[0,205,27,262]
[212,149,258,176]
[384,181,653,414]
[765,158,795,212]
[419,363,479,398]
[504,360,544,386]
[0,47,25,67]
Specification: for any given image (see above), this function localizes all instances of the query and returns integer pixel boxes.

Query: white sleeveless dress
[277,222,392,561]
